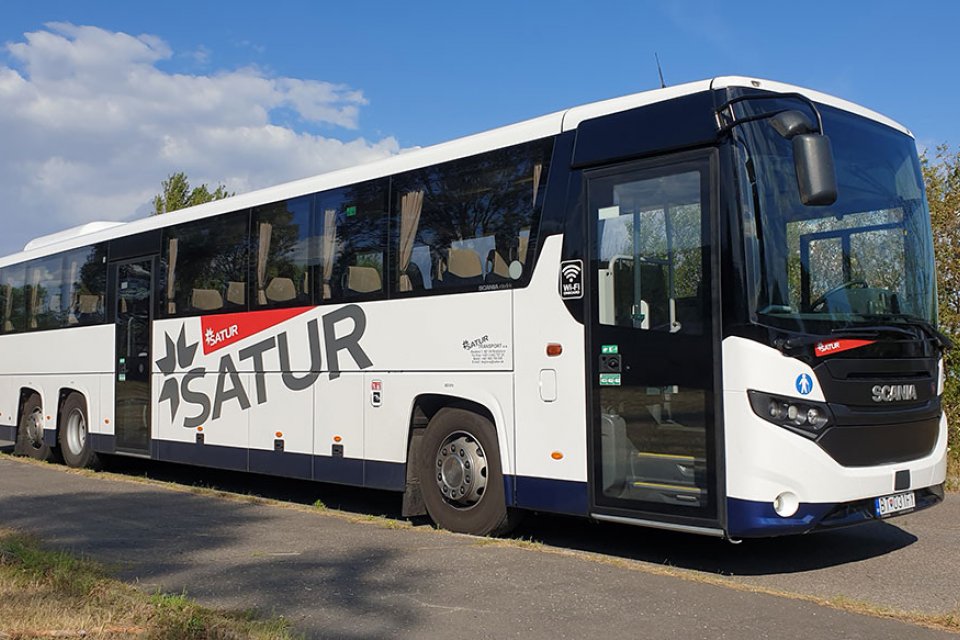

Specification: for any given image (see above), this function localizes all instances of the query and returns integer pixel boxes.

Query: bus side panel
[362,371,516,490]
[512,235,590,515]
[0,374,15,439]
[0,326,113,444]
[313,372,364,485]
[247,371,317,479]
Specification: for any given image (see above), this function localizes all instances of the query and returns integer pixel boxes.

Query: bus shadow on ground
[100,456,918,577]
[513,513,918,576]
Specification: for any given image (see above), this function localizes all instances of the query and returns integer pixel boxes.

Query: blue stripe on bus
[131,438,405,491]
[726,497,833,537]
[0,424,16,442]
[508,475,590,516]
[89,436,586,510]
[90,434,115,454]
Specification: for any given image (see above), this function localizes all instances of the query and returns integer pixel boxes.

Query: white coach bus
[0,77,947,538]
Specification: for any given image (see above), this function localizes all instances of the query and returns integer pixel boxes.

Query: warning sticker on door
[599,373,621,386]
[559,260,583,299]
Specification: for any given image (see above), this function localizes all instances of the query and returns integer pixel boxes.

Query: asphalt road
[0,454,957,639]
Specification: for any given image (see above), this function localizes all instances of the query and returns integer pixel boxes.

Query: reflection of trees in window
[317,179,388,299]
[68,244,107,325]
[787,209,905,308]
[253,197,313,307]
[1,244,106,332]
[162,211,250,316]
[391,138,552,291]
[28,254,64,330]
[0,264,26,333]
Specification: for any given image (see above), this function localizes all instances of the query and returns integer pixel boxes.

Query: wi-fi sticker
[559,260,583,299]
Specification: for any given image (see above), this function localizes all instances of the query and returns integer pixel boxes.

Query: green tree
[922,144,960,489]
[151,172,233,215]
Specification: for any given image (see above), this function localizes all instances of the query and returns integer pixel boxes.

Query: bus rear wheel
[15,393,55,462]
[58,393,99,470]
[419,407,519,536]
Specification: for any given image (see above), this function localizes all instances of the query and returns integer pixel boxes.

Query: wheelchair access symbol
[795,373,813,395]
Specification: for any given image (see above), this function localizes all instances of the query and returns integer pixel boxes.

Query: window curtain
[2,283,11,331]
[257,222,272,305]
[398,190,424,291]
[520,163,543,264]
[166,238,178,314]
[29,267,40,329]
[321,209,337,300]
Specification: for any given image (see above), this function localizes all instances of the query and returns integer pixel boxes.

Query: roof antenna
[655,53,667,88]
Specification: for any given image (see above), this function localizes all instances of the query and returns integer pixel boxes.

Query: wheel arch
[56,387,90,434]
[16,386,43,427]
[401,393,512,517]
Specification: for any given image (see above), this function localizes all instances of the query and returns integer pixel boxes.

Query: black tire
[419,407,521,536]
[58,393,100,470]
[14,393,56,461]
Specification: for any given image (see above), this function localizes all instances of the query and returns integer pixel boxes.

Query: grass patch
[947,420,959,492]
[0,529,298,639]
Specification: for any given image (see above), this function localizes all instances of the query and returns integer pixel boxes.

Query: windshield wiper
[836,316,953,350]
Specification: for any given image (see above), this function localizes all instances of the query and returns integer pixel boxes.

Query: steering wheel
[810,279,868,312]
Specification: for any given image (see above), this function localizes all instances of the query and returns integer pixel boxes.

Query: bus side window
[315,179,388,302]
[391,139,552,295]
[252,196,314,309]
[0,264,26,334]
[161,211,250,317]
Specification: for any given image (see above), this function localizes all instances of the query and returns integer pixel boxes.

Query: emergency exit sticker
[601,345,619,354]
[599,373,621,386]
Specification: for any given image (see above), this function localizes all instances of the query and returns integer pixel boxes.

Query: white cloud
[0,23,399,256]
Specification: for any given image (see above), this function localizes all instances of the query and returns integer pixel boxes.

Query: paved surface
[0,455,956,639]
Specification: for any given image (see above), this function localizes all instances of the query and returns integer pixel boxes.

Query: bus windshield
[734,103,937,335]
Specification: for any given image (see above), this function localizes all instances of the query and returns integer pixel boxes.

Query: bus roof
[2,76,912,266]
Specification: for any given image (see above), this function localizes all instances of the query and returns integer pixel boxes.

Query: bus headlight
[747,390,833,439]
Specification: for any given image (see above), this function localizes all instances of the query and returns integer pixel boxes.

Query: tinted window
[66,245,107,326]
[315,179,388,301]
[391,138,552,294]
[161,211,250,316]
[0,264,26,334]
[27,253,65,330]
[252,197,314,308]
[23,244,107,331]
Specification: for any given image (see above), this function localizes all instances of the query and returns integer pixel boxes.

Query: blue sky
[1,1,958,255]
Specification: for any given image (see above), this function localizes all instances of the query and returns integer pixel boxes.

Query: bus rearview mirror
[793,133,838,206]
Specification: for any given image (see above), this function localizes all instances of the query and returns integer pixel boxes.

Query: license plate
[875,491,916,517]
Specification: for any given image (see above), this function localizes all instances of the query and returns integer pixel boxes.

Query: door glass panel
[593,162,713,514]
[115,260,153,452]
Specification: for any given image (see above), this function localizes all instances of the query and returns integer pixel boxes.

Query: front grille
[816,417,939,467]
[813,356,941,467]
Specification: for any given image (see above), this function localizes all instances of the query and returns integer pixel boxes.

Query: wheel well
[16,388,40,426]
[56,388,87,429]
[409,395,496,430]
[401,394,499,518]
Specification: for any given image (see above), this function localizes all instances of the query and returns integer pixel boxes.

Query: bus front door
[587,151,721,529]
[111,258,155,454]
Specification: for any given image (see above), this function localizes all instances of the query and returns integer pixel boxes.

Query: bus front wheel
[419,407,519,536]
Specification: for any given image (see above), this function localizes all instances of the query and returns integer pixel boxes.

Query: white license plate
[875,491,916,517]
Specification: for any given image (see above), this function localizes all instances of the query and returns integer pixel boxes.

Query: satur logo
[156,305,373,428]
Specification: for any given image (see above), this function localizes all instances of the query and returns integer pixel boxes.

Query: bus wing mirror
[793,133,837,206]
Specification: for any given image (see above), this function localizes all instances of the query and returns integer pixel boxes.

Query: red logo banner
[200,307,313,355]
[814,338,876,358]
